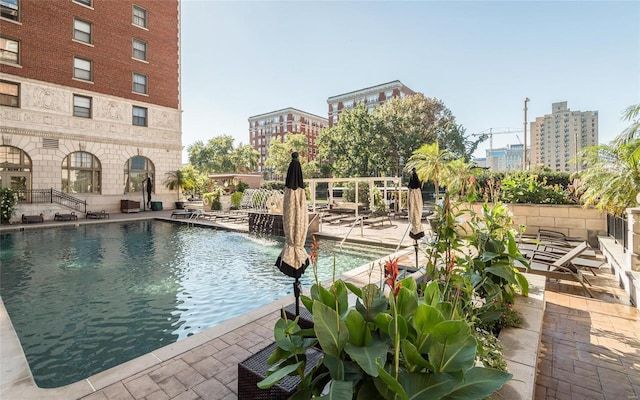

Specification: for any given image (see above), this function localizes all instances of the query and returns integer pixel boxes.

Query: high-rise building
[0,0,182,212]
[327,80,416,127]
[481,144,528,171]
[530,101,598,172]
[248,108,327,173]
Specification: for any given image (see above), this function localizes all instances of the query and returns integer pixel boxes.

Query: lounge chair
[54,212,78,221]
[363,212,393,227]
[517,241,595,297]
[86,210,109,219]
[22,214,44,224]
[171,209,193,219]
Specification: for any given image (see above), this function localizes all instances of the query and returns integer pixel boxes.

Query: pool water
[0,220,390,388]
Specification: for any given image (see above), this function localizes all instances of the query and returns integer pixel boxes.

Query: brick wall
[0,0,179,109]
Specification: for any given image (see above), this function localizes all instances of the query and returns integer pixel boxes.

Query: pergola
[306,177,406,217]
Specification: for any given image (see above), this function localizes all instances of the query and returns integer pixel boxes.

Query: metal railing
[16,189,87,213]
[606,213,628,252]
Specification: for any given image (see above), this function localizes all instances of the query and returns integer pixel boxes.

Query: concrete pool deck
[1,210,638,399]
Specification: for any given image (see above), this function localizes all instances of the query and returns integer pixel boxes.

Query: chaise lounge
[21,214,44,224]
[86,210,110,219]
[54,212,78,221]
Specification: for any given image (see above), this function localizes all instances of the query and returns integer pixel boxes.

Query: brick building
[326,80,416,127]
[0,0,182,215]
[248,107,327,173]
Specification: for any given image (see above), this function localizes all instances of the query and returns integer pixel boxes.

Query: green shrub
[261,180,285,191]
[202,188,223,211]
[230,191,243,208]
[0,188,18,222]
[235,181,249,193]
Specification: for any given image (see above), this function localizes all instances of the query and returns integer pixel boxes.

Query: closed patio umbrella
[275,152,309,316]
[408,169,424,271]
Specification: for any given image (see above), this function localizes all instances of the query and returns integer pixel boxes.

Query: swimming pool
[0,220,391,388]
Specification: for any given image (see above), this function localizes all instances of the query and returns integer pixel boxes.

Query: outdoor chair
[54,212,78,221]
[363,211,393,227]
[517,241,595,297]
[21,214,44,224]
[86,210,109,219]
[171,209,194,219]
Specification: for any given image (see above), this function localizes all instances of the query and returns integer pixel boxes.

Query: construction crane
[472,128,523,170]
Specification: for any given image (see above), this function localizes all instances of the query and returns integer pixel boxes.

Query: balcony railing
[16,189,87,214]
[606,213,628,252]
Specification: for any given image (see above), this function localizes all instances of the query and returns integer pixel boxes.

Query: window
[0,36,18,64]
[1,0,18,21]
[0,80,19,107]
[124,156,154,193]
[132,39,147,61]
[132,73,147,94]
[73,95,91,118]
[73,19,92,44]
[132,5,147,28]
[385,90,393,100]
[132,106,147,126]
[61,152,101,193]
[74,0,92,6]
[73,57,92,81]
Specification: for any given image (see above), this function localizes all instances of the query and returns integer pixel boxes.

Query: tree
[187,135,235,173]
[614,104,640,146]
[405,142,454,203]
[232,144,260,173]
[317,104,387,177]
[163,168,189,200]
[264,134,316,179]
[575,139,640,216]
[374,94,456,176]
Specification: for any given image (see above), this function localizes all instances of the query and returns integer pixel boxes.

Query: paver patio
[1,211,638,399]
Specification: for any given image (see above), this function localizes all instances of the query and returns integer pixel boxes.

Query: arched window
[62,152,101,193]
[124,156,154,193]
[0,146,31,193]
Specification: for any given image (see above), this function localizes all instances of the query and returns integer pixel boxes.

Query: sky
[180,1,640,164]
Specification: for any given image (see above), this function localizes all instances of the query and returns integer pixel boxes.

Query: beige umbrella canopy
[408,168,425,241]
[275,152,309,315]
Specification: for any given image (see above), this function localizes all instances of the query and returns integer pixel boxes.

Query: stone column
[627,207,640,271]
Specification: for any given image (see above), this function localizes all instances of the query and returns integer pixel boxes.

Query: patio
[0,211,638,400]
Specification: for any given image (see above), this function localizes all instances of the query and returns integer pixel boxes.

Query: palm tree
[163,169,187,200]
[575,139,640,216]
[614,104,640,146]
[405,142,453,203]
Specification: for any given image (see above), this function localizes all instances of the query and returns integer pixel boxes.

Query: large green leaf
[484,264,518,285]
[374,312,393,336]
[345,309,370,346]
[413,304,444,352]
[400,339,434,372]
[515,270,530,296]
[313,300,349,358]
[257,361,302,389]
[344,338,388,376]
[318,380,354,400]
[422,281,442,306]
[431,320,470,344]
[323,353,345,381]
[356,284,388,322]
[375,362,409,400]
[442,367,512,399]
[398,371,460,400]
[396,286,418,320]
[429,334,477,373]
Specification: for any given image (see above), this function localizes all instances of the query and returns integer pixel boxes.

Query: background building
[530,101,598,172]
[0,0,182,214]
[248,107,327,173]
[480,144,528,171]
[327,80,416,127]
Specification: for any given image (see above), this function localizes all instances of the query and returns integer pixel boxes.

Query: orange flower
[385,258,401,297]
[447,254,456,272]
[310,235,320,266]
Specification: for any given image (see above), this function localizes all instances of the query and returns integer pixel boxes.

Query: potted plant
[0,188,18,224]
[163,169,188,209]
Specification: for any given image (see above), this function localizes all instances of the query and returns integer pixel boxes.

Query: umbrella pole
[414,239,419,272]
[294,277,301,316]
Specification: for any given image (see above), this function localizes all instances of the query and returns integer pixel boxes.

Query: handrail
[396,223,412,253]
[16,188,87,213]
[339,216,364,250]
[308,212,319,229]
